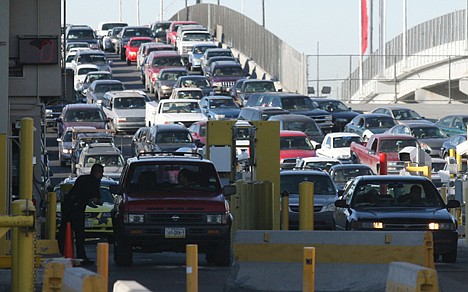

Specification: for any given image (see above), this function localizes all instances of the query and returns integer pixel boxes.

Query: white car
[73,64,101,91]
[145,99,207,127]
[294,157,342,172]
[316,132,362,162]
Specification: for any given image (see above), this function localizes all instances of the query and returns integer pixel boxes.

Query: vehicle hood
[159,80,177,87]
[331,111,359,121]
[280,149,316,159]
[289,194,337,206]
[62,121,107,130]
[418,138,448,149]
[90,92,106,101]
[367,127,389,134]
[125,192,227,212]
[113,108,146,118]
[354,207,453,221]
[209,108,241,119]
[79,166,123,179]
[317,147,350,158]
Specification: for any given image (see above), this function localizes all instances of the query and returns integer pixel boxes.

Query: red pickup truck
[349,134,419,174]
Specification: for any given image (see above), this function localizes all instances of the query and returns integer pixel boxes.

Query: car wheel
[114,237,133,266]
[207,238,231,266]
[442,249,457,263]
[126,59,131,66]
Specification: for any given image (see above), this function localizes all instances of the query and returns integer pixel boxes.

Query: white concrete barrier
[113,280,152,292]
[386,262,439,292]
[225,230,434,292]
[62,267,105,292]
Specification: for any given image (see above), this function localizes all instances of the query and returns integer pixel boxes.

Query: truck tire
[114,236,133,266]
[207,239,231,266]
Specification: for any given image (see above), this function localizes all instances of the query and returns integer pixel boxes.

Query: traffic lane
[436,240,468,290]
[83,243,230,292]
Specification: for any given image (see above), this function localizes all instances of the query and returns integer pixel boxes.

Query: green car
[435,114,468,137]
[55,177,118,241]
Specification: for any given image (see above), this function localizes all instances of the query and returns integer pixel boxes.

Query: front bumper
[288,208,335,230]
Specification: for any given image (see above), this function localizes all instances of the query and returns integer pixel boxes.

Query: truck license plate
[165,228,186,238]
[85,219,93,228]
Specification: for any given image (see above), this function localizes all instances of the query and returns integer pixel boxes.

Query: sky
[64,0,467,96]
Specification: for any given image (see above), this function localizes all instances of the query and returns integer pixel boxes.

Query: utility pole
[316,42,320,98]
[159,0,163,21]
[262,0,265,27]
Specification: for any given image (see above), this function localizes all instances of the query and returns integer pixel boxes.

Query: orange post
[63,222,74,259]
[379,153,387,175]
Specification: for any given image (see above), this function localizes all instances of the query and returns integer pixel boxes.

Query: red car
[280,130,316,170]
[125,37,153,65]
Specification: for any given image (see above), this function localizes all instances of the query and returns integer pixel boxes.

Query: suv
[75,142,125,180]
[231,79,278,106]
[116,26,154,61]
[101,90,147,134]
[65,26,98,49]
[110,152,236,266]
[238,106,289,121]
[268,114,324,144]
[56,104,109,138]
[206,61,245,94]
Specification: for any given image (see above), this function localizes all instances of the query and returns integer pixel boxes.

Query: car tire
[442,249,457,263]
[114,237,133,266]
[208,238,231,266]
[126,59,131,66]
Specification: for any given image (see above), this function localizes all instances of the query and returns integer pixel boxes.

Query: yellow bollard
[11,199,36,292]
[47,192,57,240]
[299,182,314,230]
[423,232,435,269]
[186,244,198,292]
[19,118,34,201]
[440,187,447,204]
[457,153,463,173]
[303,247,315,292]
[449,149,455,158]
[281,191,290,230]
[97,243,109,292]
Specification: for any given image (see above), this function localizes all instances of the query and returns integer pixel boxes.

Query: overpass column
[0,0,10,256]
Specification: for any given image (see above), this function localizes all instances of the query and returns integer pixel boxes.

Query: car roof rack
[136,151,203,160]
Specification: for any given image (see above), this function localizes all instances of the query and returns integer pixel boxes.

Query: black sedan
[310,98,361,132]
[334,175,460,262]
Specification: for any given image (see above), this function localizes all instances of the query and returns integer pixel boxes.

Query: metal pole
[448,56,452,104]
[119,0,122,22]
[262,0,265,27]
[19,118,34,201]
[97,243,109,292]
[465,0,468,51]
[63,0,67,99]
[369,0,373,54]
[348,55,352,103]
[394,55,397,103]
[136,0,140,26]
[159,0,163,21]
[299,182,314,230]
[403,0,407,66]
[316,42,319,97]
[303,247,316,292]
[47,192,56,239]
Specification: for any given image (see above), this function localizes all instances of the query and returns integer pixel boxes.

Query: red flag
[361,0,369,54]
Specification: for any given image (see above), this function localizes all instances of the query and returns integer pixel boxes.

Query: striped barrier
[113,280,152,292]
[225,230,434,291]
[386,262,439,292]
[61,267,106,292]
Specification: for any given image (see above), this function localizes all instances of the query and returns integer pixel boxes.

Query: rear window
[280,174,335,195]
[64,109,106,122]
[123,28,152,37]
[152,56,184,67]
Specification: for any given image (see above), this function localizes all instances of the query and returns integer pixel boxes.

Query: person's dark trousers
[72,206,87,260]
[57,200,73,255]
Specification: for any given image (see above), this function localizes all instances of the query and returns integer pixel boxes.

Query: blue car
[188,43,218,71]
[199,95,241,120]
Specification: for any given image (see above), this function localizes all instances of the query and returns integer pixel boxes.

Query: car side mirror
[446,199,460,209]
[223,185,237,196]
[334,199,349,208]
[277,88,283,92]
[55,117,62,123]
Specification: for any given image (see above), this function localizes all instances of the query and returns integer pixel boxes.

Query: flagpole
[359,0,363,93]
[403,0,407,67]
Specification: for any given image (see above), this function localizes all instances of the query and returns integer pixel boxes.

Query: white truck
[316,132,363,162]
[177,30,214,60]
[145,99,207,127]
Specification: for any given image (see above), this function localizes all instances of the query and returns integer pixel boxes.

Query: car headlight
[206,214,223,224]
[212,82,222,87]
[192,59,201,65]
[129,52,136,56]
[351,221,383,229]
[429,222,455,230]
[116,117,126,122]
[126,214,144,223]
[322,203,335,212]
[420,143,432,152]
[161,85,171,90]
[213,114,225,120]
[62,149,71,154]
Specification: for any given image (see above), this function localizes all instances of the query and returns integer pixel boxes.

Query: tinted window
[280,136,314,150]
[113,97,146,109]
[280,96,314,111]
[64,109,105,122]
[280,174,335,195]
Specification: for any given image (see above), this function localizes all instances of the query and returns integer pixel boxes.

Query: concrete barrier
[62,267,106,292]
[386,262,439,292]
[113,280,152,292]
[42,259,73,292]
[225,230,434,291]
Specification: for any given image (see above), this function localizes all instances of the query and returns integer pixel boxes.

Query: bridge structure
[174,5,468,105]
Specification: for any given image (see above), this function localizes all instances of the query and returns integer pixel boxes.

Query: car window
[280,174,335,195]
[280,136,314,150]
[114,97,146,109]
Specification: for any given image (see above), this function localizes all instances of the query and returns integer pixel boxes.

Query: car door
[450,117,466,136]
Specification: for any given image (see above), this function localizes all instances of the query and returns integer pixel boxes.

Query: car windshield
[129,39,151,47]
[333,136,362,148]
[182,33,211,42]
[280,136,314,150]
[77,67,98,75]
[316,101,349,112]
[193,46,215,54]
[124,28,152,37]
[207,51,232,58]
[79,54,106,64]
[67,29,95,39]
[162,102,201,113]
[213,67,244,77]
[411,127,446,139]
[63,130,73,142]
[352,180,445,208]
[127,163,221,193]
[156,132,193,144]
[152,56,184,67]
[84,155,124,167]
[113,97,146,109]
[366,117,396,128]
[176,91,203,99]
[332,168,373,183]
[392,109,422,120]
[281,96,314,111]
[102,23,126,30]
[95,84,125,93]
[244,82,276,93]
[379,138,418,153]
[64,109,106,122]
[160,71,188,81]
[280,174,335,195]
[283,121,321,135]
[304,161,341,172]
[111,27,123,36]
[85,74,112,83]
[181,78,210,88]
[209,99,237,108]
